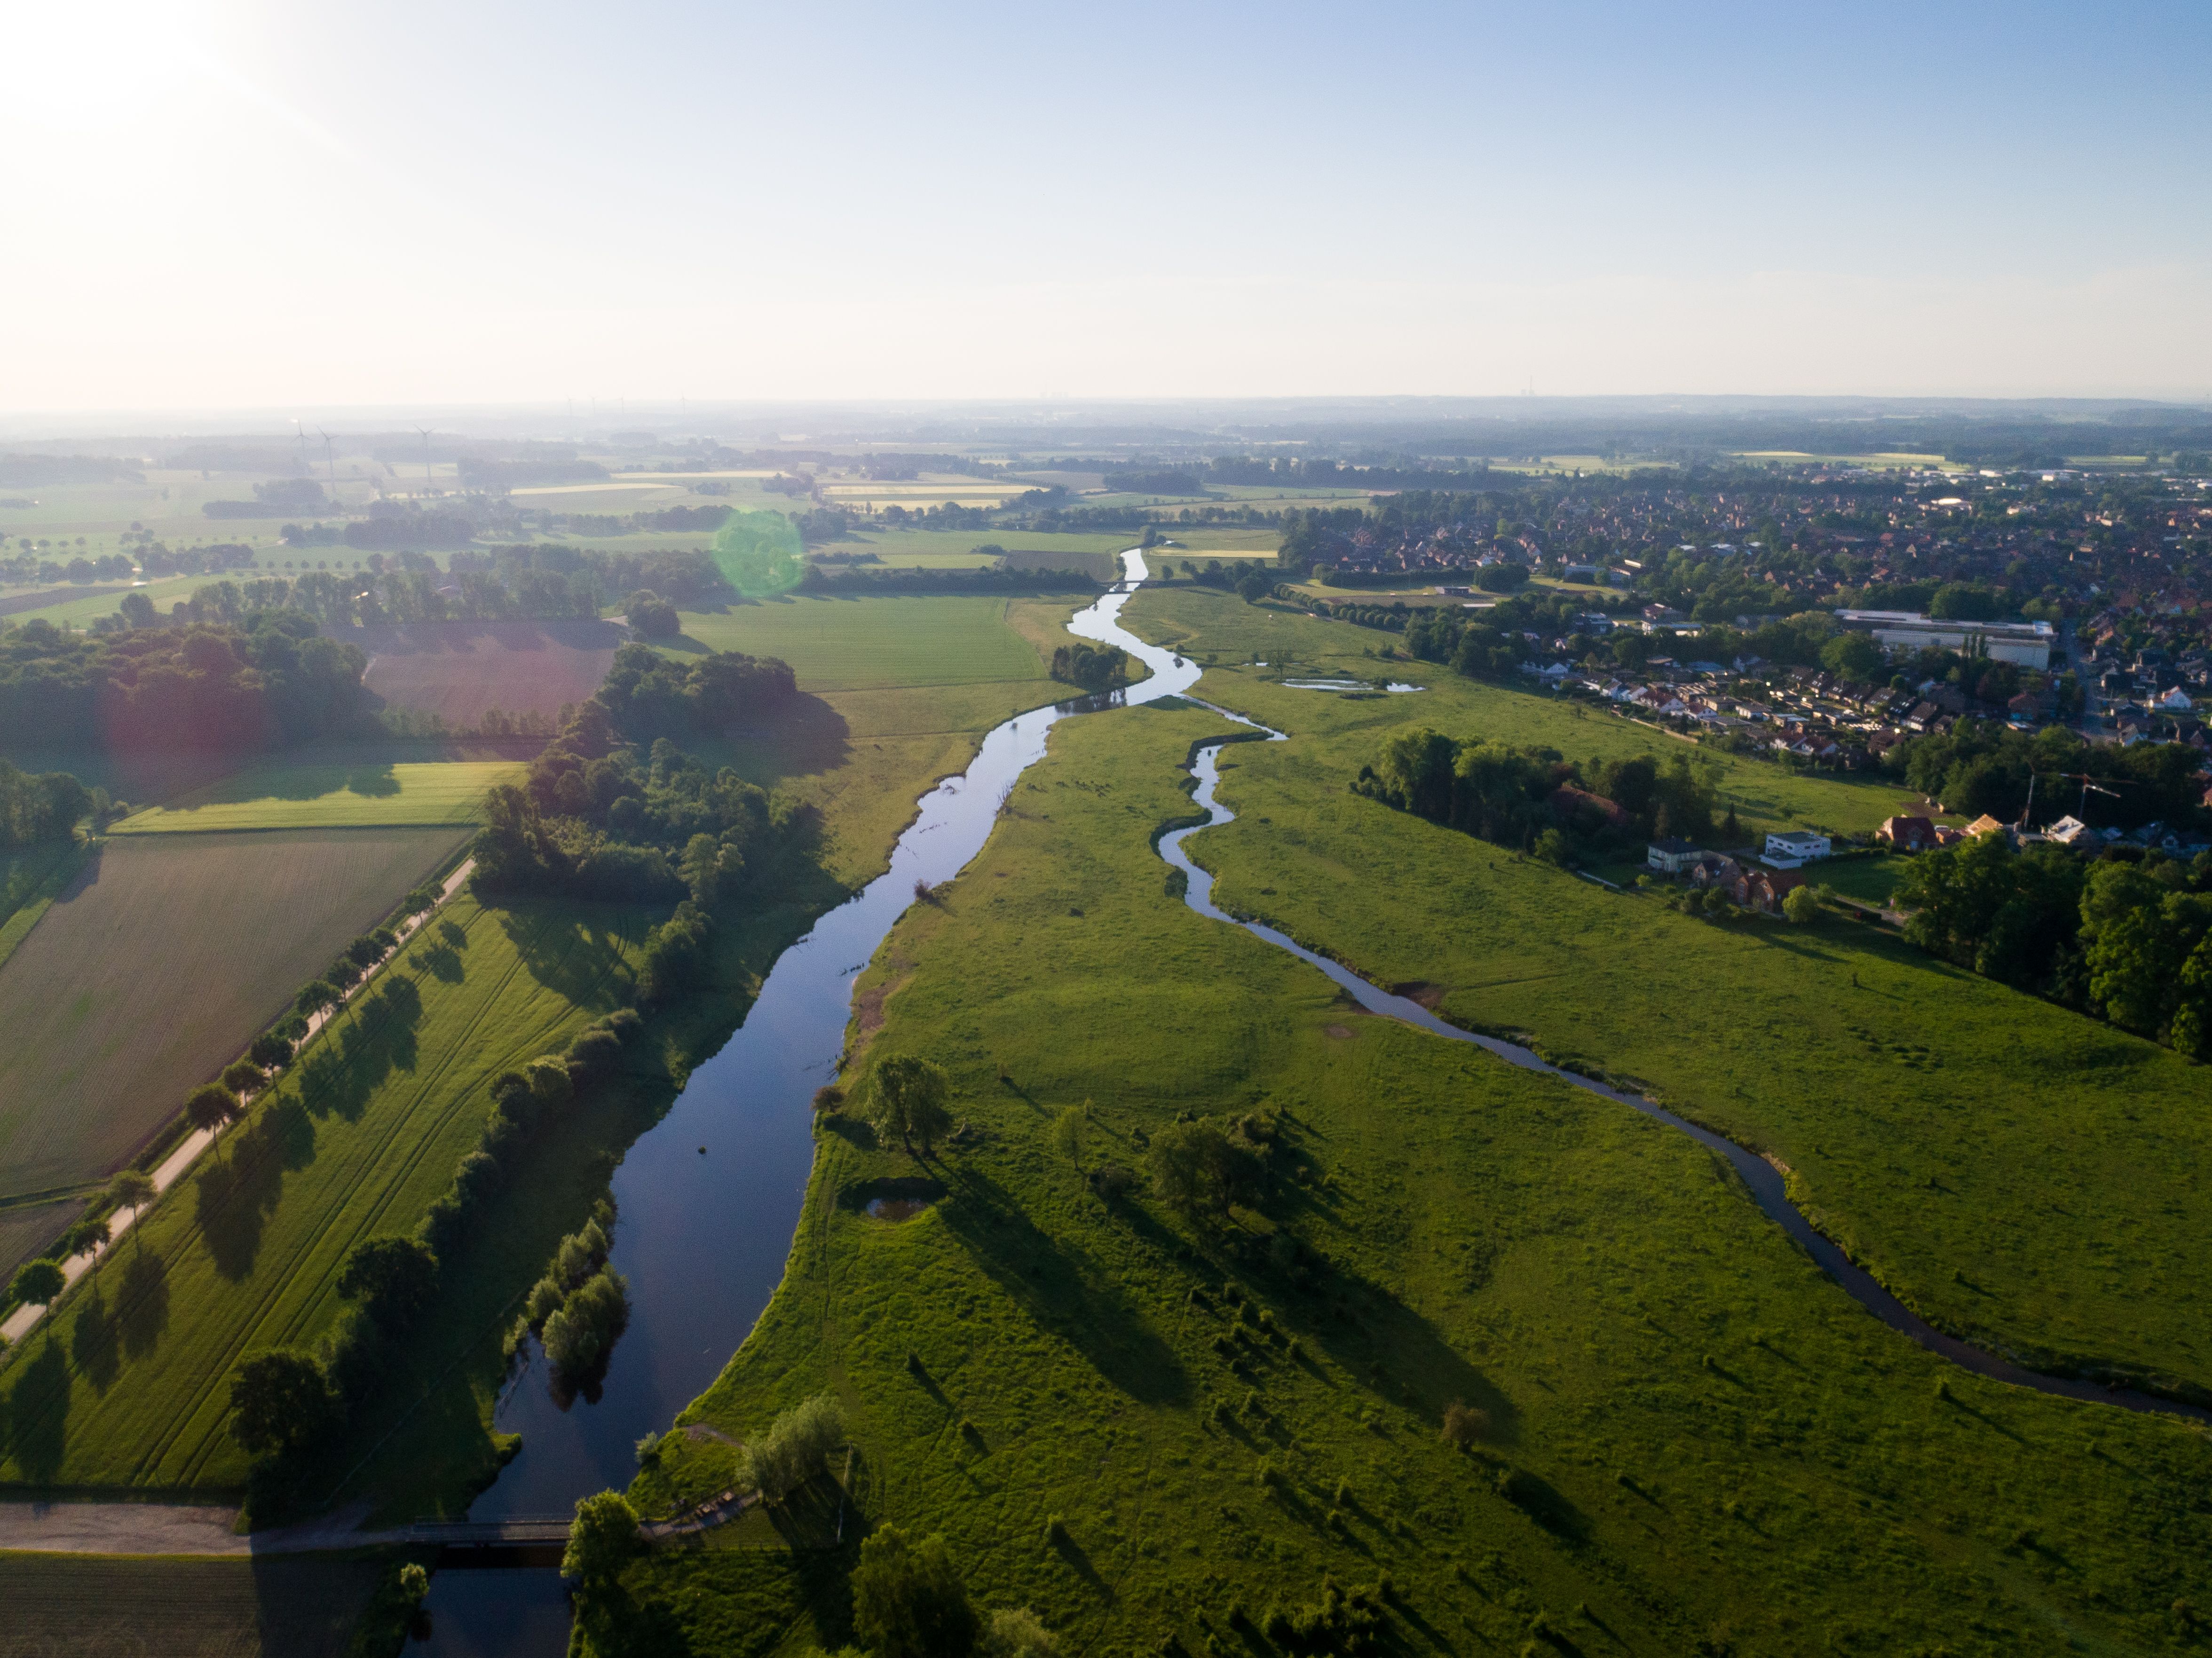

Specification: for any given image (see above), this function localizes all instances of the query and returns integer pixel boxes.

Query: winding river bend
[423,548,2199,1653]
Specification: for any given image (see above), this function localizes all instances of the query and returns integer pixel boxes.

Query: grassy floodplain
[0,892,648,1495]
[608,702,2212,1658]
[1125,586,2212,1397]
[111,761,522,833]
[0,829,467,1235]
[667,593,1080,888]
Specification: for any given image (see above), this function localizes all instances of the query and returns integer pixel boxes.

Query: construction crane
[2024,771,2123,828]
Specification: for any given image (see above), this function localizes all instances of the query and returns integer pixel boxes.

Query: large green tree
[228,1350,340,1457]
[869,1055,953,1158]
[851,1525,977,1658]
[336,1237,440,1334]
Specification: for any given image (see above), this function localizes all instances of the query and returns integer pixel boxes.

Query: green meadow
[606,703,2212,1658]
[1126,587,2212,1397]
[672,595,1056,694]
[670,594,1081,889]
[111,760,523,833]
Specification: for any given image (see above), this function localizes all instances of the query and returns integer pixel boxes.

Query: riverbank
[596,683,2212,1656]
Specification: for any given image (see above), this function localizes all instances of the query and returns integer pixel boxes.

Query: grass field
[1125,587,2212,1397]
[112,761,522,833]
[605,703,2212,1658]
[682,595,1082,889]
[670,596,1059,694]
[0,892,649,1493]
[0,828,467,1235]
[0,1552,381,1656]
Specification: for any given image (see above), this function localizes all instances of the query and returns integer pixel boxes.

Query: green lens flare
[711,510,806,599]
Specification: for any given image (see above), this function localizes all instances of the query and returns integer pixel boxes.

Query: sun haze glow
[0,0,2207,410]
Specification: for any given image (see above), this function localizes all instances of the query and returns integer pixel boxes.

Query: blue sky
[1,0,2205,408]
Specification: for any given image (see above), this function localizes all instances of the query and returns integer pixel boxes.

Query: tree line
[1900,835,2212,1057]
[0,611,367,751]
[1354,726,1721,867]
[229,1003,645,1514]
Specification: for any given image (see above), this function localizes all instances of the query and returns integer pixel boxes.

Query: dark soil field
[0,827,466,1258]
[0,1552,379,1657]
[338,619,623,724]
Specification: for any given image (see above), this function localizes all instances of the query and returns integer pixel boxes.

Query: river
[417,548,2199,1653]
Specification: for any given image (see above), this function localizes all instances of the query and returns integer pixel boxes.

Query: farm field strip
[0,859,475,1348]
[0,826,468,1229]
[0,889,648,1492]
[111,761,522,833]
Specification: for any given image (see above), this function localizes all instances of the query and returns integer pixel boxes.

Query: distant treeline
[0,612,366,750]
[0,454,144,487]
[560,505,733,536]
[107,546,731,632]
[0,552,137,587]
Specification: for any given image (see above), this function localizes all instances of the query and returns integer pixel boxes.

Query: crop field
[0,827,466,1225]
[1126,587,2212,1397]
[0,1553,380,1657]
[0,892,649,1494]
[337,618,624,724]
[671,595,1057,694]
[111,760,521,833]
[608,703,2212,1658]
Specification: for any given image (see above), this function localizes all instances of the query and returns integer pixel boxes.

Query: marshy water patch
[851,1176,945,1222]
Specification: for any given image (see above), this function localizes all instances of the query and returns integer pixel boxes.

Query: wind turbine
[317,429,336,483]
[417,427,434,492]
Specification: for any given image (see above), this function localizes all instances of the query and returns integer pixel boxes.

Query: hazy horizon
[3,0,2207,410]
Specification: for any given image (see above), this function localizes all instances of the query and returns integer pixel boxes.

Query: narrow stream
[1159,732,2211,1425]
[419,547,2198,1653]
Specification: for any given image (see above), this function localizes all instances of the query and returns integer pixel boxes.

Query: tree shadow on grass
[116,1247,168,1360]
[938,1166,1190,1408]
[703,694,853,794]
[5,1334,70,1484]
[68,1287,121,1395]
[295,979,423,1124]
[198,1098,318,1282]
[493,904,640,1011]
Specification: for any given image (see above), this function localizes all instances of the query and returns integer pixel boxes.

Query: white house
[2158,687,2196,712]
[2045,814,2092,845]
[1762,830,1832,868]
[1648,837,1704,874]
